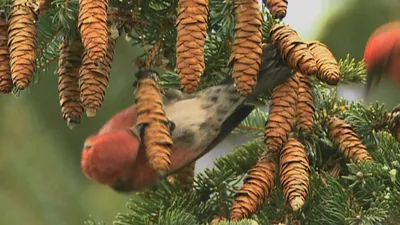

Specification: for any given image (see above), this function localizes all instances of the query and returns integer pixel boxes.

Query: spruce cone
[270,24,317,76]
[167,161,196,189]
[295,72,315,134]
[210,216,227,224]
[280,138,310,212]
[264,0,288,20]
[387,105,400,142]
[327,116,373,163]
[231,154,277,221]
[0,19,12,93]
[134,70,173,175]
[57,37,84,129]
[176,0,208,94]
[79,33,118,117]
[78,0,109,63]
[229,0,263,97]
[308,41,340,85]
[264,75,299,153]
[7,0,39,90]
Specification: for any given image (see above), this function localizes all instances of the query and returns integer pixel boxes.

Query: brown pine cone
[7,0,39,90]
[229,0,263,97]
[176,0,208,94]
[264,75,299,153]
[78,0,109,64]
[231,153,277,221]
[79,31,118,117]
[280,138,310,211]
[387,105,400,142]
[295,72,315,134]
[307,41,340,85]
[327,116,373,163]
[0,19,12,93]
[264,0,288,20]
[210,216,227,225]
[270,24,317,76]
[134,70,173,175]
[57,37,84,129]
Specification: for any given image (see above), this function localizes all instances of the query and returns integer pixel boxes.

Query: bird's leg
[168,120,176,133]
[129,123,148,142]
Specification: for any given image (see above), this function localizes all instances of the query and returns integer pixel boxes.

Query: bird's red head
[81,130,141,185]
[364,21,400,93]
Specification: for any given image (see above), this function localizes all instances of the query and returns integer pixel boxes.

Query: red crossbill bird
[364,21,400,95]
[81,43,294,193]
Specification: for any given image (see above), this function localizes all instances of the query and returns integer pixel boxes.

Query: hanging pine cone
[264,0,288,20]
[78,0,109,64]
[231,154,277,221]
[79,30,118,117]
[134,70,173,175]
[57,37,84,129]
[264,75,299,153]
[270,24,317,76]
[0,19,12,93]
[167,161,196,189]
[295,72,315,134]
[280,138,310,212]
[327,116,373,163]
[7,0,39,90]
[210,216,227,225]
[176,0,209,94]
[228,0,263,97]
[307,41,341,85]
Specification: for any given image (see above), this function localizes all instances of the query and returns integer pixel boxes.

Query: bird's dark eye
[83,141,92,150]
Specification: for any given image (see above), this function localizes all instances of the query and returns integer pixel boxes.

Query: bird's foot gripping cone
[81,130,141,186]
[133,69,175,177]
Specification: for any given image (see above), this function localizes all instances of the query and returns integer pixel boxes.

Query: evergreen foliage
[1,0,400,224]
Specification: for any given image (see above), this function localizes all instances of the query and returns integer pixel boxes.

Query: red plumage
[81,130,140,185]
[81,104,205,192]
[364,21,400,94]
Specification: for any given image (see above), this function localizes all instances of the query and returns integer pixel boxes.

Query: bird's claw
[129,123,147,142]
[168,120,176,133]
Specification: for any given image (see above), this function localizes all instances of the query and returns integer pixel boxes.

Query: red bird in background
[80,44,294,193]
[364,21,400,95]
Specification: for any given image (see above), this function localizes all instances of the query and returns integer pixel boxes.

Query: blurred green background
[0,0,399,224]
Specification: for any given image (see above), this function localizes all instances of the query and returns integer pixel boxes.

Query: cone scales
[210,216,227,225]
[264,0,288,20]
[176,0,209,94]
[78,0,109,63]
[229,0,263,97]
[387,106,400,142]
[264,75,299,152]
[134,72,173,175]
[7,0,39,90]
[231,154,277,221]
[327,116,373,163]
[296,72,315,134]
[270,24,317,76]
[57,37,84,129]
[0,19,12,93]
[167,162,196,189]
[79,28,118,117]
[280,138,310,211]
[308,41,341,85]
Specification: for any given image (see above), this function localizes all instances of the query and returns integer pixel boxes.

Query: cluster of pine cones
[0,0,122,129]
[229,17,374,224]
